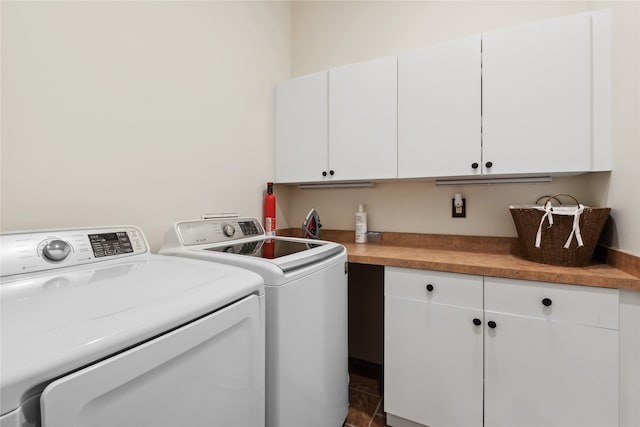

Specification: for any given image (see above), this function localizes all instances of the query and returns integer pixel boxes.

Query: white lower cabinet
[384,267,619,427]
[385,268,484,427]
[484,277,619,427]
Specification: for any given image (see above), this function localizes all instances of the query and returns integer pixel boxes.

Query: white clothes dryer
[160,217,349,427]
[0,226,265,427]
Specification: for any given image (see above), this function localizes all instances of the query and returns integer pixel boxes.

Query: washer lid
[0,254,264,416]
[204,238,322,258]
[202,237,344,271]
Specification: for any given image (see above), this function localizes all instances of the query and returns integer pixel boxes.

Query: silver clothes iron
[302,208,322,239]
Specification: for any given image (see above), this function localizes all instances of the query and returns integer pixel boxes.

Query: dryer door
[40,294,265,427]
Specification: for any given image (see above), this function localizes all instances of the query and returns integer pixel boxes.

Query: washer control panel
[176,218,265,246]
[0,227,147,277]
[88,231,136,258]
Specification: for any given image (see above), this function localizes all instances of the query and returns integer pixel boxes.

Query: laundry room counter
[283,229,640,291]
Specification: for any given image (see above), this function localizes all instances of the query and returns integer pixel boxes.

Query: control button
[222,223,236,237]
[42,240,72,262]
[239,221,260,236]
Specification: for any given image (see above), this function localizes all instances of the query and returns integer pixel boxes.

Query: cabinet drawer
[385,267,482,309]
[484,277,618,329]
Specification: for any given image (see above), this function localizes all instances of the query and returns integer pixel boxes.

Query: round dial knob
[42,239,71,262]
[221,223,236,237]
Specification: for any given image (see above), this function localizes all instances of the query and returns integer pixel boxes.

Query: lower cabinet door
[484,311,619,427]
[385,296,483,427]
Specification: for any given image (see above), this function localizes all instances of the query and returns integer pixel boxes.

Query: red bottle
[264,182,276,236]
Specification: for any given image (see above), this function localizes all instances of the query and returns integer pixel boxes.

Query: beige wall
[283,177,592,238]
[284,0,640,257]
[1,1,291,251]
[292,0,592,76]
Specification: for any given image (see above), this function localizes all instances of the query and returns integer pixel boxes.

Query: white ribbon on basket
[535,201,585,249]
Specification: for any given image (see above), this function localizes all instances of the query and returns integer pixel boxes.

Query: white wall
[1,1,291,251]
[284,0,640,257]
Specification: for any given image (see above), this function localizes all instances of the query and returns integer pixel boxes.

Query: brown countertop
[285,229,640,291]
[342,242,640,291]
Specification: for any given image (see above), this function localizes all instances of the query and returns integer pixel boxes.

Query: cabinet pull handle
[425,284,434,292]
[487,320,497,329]
[542,298,552,307]
[322,171,327,177]
[485,161,493,169]
[473,318,482,326]
[471,162,479,169]
[329,170,335,176]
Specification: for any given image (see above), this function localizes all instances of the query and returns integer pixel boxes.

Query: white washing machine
[160,217,348,427]
[0,226,265,427]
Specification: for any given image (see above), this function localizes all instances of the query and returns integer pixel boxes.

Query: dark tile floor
[344,360,389,427]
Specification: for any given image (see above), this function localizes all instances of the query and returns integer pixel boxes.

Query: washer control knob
[42,240,72,262]
[222,223,236,237]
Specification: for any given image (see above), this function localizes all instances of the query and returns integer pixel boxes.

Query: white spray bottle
[355,204,367,243]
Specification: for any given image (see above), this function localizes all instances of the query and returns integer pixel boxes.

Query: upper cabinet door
[329,56,398,181]
[275,71,328,183]
[398,35,481,179]
[482,14,592,176]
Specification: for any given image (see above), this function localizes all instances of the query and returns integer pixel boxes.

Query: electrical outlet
[452,198,466,218]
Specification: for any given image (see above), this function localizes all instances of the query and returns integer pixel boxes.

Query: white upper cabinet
[274,72,328,183]
[590,9,613,171]
[274,10,610,183]
[482,12,595,176]
[398,35,482,178]
[329,56,398,181]
[275,57,397,183]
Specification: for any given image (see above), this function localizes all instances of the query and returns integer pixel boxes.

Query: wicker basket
[509,194,610,267]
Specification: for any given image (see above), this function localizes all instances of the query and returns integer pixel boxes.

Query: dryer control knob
[222,223,236,237]
[42,240,71,262]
